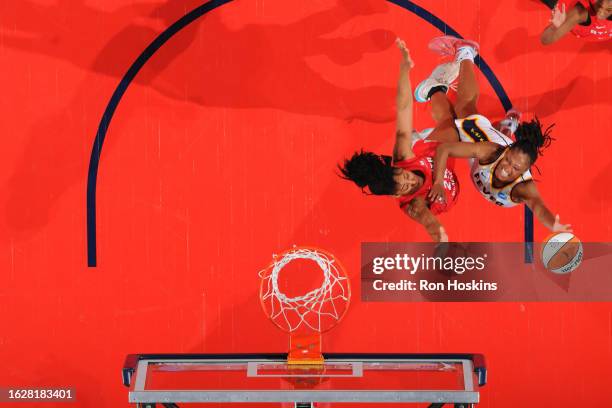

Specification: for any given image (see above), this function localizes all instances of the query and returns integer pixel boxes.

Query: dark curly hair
[338,150,396,195]
[509,117,554,165]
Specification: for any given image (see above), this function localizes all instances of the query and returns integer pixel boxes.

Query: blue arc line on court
[86,0,232,266]
[86,0,532,267]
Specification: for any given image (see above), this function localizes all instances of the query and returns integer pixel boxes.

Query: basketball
[541,232,583,274]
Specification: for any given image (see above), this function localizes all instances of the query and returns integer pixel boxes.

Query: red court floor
[0,0,611,407]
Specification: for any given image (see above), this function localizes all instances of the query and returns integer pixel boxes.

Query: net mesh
[259,247,350,333]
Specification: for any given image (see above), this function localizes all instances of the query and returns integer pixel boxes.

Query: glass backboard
[122,353,486,408]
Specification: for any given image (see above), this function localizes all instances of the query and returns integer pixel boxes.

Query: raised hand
[439,226,449,243]
[552,214,573,233]
[550,3,567,28]
[427,182,446,204]
[395,37,414,69]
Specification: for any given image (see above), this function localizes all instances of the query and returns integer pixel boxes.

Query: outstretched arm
[512,181,572,232]
[540,3,585,45]
[392,38,416,162]
[428,141,499,203]
[404,196,449,242]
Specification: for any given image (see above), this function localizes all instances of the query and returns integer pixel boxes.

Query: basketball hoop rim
[258,245,351,334]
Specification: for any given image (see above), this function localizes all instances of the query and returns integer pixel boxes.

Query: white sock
[455,46,476,63]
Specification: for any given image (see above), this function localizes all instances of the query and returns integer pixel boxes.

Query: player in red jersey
[541,0,612,44]
[339,39,460,242]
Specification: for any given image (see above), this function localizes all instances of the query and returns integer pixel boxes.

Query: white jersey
[454,114,532,208]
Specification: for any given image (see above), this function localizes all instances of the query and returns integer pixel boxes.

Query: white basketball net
[259,248,350,333]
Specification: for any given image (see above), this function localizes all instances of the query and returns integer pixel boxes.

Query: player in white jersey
[453,113,534,208]
[413,35,571,233]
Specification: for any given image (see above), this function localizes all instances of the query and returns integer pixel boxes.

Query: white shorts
[455,114,513,147]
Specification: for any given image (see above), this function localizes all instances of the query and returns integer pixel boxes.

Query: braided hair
[338,150,396,195]
[509,117,554,165]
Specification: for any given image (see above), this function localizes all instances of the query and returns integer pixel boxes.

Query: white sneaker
[499,109,522,136]
[414,62,459,103]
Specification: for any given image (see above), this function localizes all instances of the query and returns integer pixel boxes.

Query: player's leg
[454,58,479,119]
[412,62,460,143]
[426,91,460,143]
[427,36,480,119]
[431,90,456,124]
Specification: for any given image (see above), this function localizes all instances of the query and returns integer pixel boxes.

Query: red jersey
[394,140,459,215]
[562,0,612,40]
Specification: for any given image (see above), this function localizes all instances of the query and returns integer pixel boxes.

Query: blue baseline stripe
[86,0,533,266]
